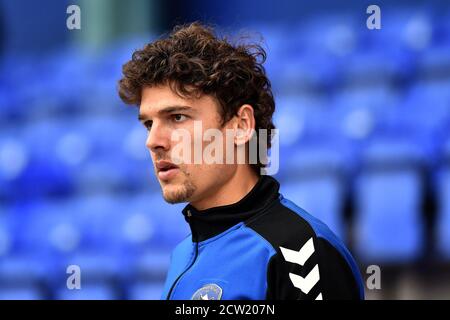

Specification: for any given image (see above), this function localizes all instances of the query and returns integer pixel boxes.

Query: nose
[145,121,171,153]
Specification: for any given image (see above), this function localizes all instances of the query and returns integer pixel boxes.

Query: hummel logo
[288,264,320,294]
[280,237,322,297]
[280,237,314,266]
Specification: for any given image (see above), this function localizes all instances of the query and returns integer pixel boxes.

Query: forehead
[139,85,218,116]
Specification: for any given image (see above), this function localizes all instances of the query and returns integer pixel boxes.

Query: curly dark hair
[118,22,276,173]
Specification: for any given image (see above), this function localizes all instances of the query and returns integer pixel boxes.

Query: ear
[233,104,256,146]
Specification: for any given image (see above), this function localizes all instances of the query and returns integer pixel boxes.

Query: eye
[172,114,188,122]
[143,120,153,131]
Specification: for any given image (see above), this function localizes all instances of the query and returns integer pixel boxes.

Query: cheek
[190,163,235,181]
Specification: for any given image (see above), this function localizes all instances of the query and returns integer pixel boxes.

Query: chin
[161,183,195,204]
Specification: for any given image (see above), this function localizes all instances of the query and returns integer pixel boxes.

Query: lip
[156,160,180,181]
[158,167,180,181]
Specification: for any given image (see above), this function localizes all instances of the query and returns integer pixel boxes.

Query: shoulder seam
[241,225,277,299]
[241,224,278,256]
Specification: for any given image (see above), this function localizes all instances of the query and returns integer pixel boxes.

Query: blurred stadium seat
[437,165,450,257]
[280,146,347,238]
[354,139,425,263]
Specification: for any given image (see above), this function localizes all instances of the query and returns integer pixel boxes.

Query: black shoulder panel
[246,201,362,300]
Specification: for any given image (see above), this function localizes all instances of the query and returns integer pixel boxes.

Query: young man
[118,22,364,300]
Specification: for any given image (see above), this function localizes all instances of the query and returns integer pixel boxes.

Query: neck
[190,166,259,211]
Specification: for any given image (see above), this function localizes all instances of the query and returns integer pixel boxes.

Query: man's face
[139,85,237,204]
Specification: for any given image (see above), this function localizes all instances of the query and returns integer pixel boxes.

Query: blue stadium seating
[354,139,425,263]
[281,177,345,239]
[0,286,44,300]
[54,283,118,300]
[437,166,450,257]
[127,282,166,300]
[1,6,449,299]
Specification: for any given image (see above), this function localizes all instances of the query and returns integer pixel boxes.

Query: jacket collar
[182,175,280,242]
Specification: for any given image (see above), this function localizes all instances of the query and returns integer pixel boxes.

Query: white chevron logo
[280,238,321,296]
[288,264,320,294]
[280,237,315,266]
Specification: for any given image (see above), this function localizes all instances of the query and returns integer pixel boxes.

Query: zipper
[166,209,199,300]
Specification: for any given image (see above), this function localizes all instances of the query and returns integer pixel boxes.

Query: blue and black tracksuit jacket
[161,175,365,300]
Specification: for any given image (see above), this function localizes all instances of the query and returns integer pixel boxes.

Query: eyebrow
[138,105,194,122]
